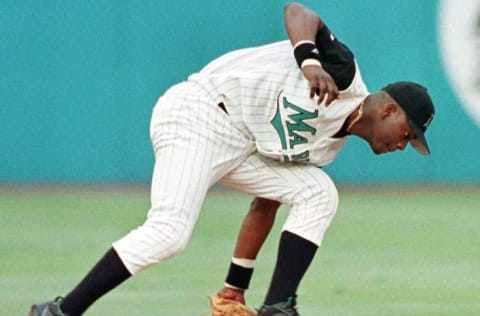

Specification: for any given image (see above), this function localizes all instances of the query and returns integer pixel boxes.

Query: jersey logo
[271,91,318,162]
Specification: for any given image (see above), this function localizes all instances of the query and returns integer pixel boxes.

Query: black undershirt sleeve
[315,24,356,90]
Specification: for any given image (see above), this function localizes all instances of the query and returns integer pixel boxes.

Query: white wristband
[232,257,255,268]
[224,282,245,291]
[293,40,316,50]
[301,58,322,69]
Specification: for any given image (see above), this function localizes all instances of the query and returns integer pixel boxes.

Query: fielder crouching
[29,2,435,316]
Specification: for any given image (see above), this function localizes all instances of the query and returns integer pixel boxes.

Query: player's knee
[165,230,190,257]
[285,179,339,245]
[318,178,339,219]
[298,176,339,220]
[144,211,193,258]
[112,208,195,274]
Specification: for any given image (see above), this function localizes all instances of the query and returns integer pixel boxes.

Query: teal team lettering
[271,96,318,162]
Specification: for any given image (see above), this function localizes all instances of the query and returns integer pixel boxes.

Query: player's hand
[302,65,339,106]
[216,286,246,304]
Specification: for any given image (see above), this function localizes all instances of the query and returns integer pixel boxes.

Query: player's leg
[221,154,339,314]
[29,83,254,316]
[217,197,281,304]
[58,144,217,316]
[112,83,255,275]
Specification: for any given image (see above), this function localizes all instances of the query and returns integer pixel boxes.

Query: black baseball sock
[264,231,318,305]
[60,247,132,316]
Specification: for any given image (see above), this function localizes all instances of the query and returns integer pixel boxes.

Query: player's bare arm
[217,198,281,303]
[284,3,339,106]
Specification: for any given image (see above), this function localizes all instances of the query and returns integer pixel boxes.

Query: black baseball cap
[382,81,435,155]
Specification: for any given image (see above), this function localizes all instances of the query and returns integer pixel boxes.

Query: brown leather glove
[208,294,257,316]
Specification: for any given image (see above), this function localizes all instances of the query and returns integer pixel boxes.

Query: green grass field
[1,186,479,315]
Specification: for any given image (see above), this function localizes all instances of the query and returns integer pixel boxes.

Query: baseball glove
[208,294,257,316]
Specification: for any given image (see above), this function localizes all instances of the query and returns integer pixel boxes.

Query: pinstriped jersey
[188,40,369,167]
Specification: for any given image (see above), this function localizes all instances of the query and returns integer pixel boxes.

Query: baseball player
[29,2,435,316]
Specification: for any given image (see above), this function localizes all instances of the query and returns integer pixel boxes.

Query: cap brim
[408,119,430,155]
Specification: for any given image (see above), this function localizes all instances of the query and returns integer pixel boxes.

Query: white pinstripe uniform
[113,40,369,275]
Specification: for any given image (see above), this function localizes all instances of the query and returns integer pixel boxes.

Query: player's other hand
[302,65,339,106]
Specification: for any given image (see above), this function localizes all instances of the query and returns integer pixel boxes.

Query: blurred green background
[1,0,479,315]
[1,188,479,315]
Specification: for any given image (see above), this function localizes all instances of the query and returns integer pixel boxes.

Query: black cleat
[28,297,68,316]
[257,296,300,316]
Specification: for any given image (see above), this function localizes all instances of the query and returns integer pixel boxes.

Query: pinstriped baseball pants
[113,82,338,275]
